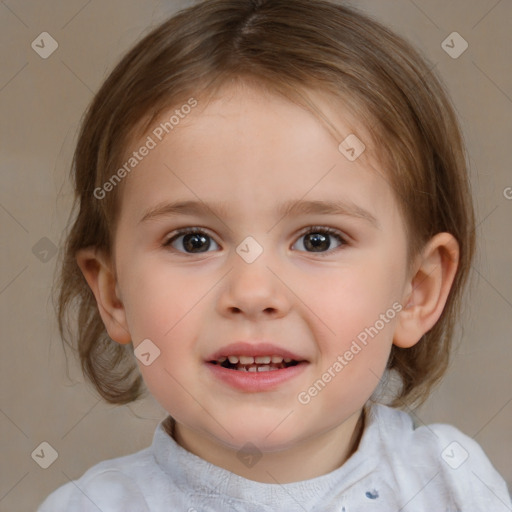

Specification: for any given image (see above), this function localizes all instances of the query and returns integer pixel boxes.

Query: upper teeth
[223,355,293,364]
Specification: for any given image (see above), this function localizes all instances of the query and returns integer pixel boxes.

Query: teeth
[254,356,271,364]
[240,364,277,372]
[220,354,291,364]
[217,354,298,369]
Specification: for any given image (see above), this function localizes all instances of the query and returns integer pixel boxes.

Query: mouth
[205,342,309,391]
[208,355,301,372]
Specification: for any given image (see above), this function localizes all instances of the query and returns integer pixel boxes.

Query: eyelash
[162,226,348,257]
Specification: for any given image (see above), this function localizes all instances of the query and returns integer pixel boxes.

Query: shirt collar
[151,404,387,509]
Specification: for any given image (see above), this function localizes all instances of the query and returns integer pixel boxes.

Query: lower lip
[206,362,308,392]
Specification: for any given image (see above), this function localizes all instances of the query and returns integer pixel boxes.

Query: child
[39,0,511,510]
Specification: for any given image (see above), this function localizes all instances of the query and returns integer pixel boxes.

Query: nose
[216,252,292,320]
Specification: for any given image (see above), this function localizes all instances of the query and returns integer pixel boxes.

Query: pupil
[184,233,210,252]
[305,232,329,252]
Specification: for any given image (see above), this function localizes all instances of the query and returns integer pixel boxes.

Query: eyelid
[162,227,217,246]
[297,225,348,241]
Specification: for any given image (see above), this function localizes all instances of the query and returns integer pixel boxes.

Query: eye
[292,226,347,255]
[163,228,219,254]
[163,226,348,256]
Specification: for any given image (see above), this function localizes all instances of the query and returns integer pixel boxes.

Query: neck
[169,409,365,483]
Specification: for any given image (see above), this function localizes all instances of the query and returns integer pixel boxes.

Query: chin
[207,417,307,452]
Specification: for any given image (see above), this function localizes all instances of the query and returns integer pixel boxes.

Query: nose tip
[217,252,290,319]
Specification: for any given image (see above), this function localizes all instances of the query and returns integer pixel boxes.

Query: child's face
[111,84,411,452]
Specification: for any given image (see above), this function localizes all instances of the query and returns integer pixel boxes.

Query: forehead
[117,83,398,227]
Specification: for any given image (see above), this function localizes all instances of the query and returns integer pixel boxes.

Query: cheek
[118,258,208,369]
[120,263,206,415]
[119,258,201,340]
[307,269,398,409]
[310,256,402,377]
[318,265,398,331]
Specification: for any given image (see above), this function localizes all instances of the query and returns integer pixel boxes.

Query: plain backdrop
[0,0,511,510]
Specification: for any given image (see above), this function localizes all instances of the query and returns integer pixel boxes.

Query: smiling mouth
[209,355,301,372]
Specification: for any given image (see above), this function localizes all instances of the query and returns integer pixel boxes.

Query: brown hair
[54,0,475,407]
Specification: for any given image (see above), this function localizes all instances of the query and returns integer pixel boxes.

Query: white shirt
[38,403,512,511]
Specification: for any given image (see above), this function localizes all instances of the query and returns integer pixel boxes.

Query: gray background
[1,0,511,510]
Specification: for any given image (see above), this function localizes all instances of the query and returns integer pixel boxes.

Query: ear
[393,232,460,349]
[75,247,131,345]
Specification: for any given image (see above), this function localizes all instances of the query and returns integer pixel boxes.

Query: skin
[77,82,460,484]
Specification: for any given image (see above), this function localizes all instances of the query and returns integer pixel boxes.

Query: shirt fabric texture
[37,403,512,511]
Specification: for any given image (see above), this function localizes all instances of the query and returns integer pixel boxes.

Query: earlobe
[75,247,132,345]
[393,233,460,349]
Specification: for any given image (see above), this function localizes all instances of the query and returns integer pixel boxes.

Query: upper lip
[206,342,307,362]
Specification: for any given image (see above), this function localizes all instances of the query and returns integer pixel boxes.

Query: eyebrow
[139,199,380,229]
